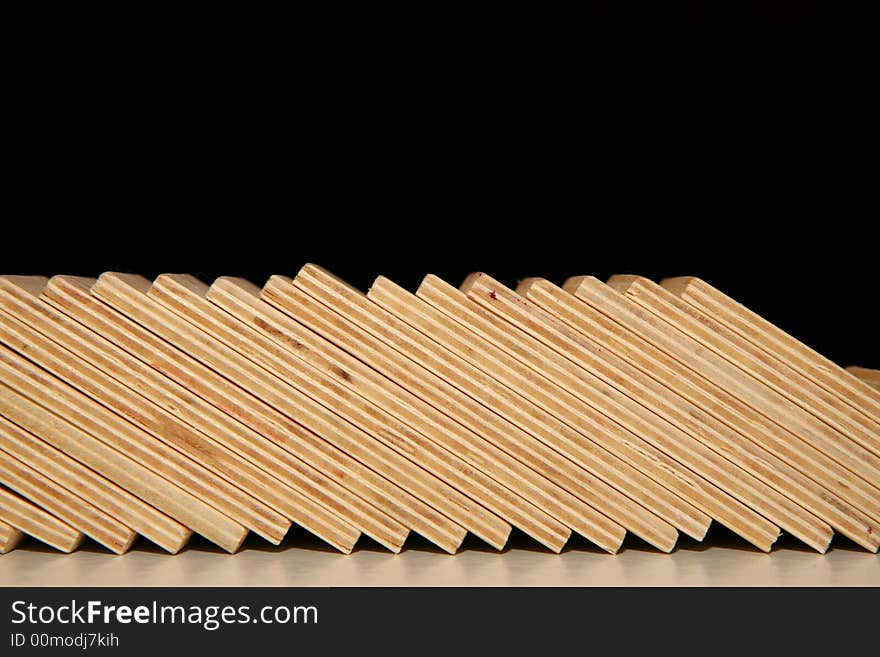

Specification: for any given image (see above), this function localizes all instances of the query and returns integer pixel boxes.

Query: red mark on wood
[489,290,498,300]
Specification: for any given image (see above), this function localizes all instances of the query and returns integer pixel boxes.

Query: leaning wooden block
[0,276,359,551]
[93,272,462,553]
[290,264,627,553]
[416,274,712,541]
[151,274,500,550]
[0,446,137,554]
[662,277,880,435]
[615,277,880,460]
[523,276,833,553]
[462,273,782,552]
[0,414,190,554]
[0,520,23,554]
[848,367,880,392]
[207,279,567,549]
[0,277,290,546]
[214,276,569,552]
[606,275,880,551]
[44,276,397,554]
[566,276,880,501]
[0,354,246,554]
[369,276,679,552]
[0,486,84,553]
[0,278,272,547]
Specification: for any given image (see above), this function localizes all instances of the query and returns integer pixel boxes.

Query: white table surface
[2,528,877,587]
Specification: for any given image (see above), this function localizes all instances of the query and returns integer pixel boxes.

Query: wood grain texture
[4,279,361,555]
[0,265,874,557]
[567,276,880,497]
[662,277,880,431]
[416,274,712,541]
[290,264,627,553]
[526,276,832,553]
[92,273,462,552]
[848,367,880,392]
[261,276,575,553]
[0,277,290,546]
[0,520,23,554]
[462,273,781,552]
[43,276,400,554]
[0,445,137,554]
[0,414,189,553]
[369,276,679,552]
[0,486,83,553]
[149,274,487,552]
[607,275,880,551]
[0,350,243,553]
[210,277,572,551]
[611,277,880,462]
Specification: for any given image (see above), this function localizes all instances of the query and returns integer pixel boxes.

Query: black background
[5,24,878,367]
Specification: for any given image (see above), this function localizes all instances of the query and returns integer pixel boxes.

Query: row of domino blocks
[0,266,878,556]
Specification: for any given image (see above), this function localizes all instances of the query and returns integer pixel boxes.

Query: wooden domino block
[523,276,834,553]
[0,354,246,553]
[262,277,582,552]
[616,278,880,456]
[416,274,712,541]
[150,274,505,550]
[369,276,679,552]
[662,277,880,432]
[567,276,880,495]
[2,277,356,553]
[0,282,278,550]
[92,272,464,553]
[606,275,880,551]
[289,264,628,553]
[43,276,404,554]
[0,520,23,554]
[848,367,880,392]
[0,414,190,553]
[0,486,83,553]
[210,276,569,552]
[0,445,137,554]
[207,278,569,551]
[462,273,782,552]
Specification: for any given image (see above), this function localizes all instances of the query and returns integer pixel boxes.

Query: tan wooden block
[568,275,880,536]
[0,444,137,554]
[0,282,282,548]
[607,275,880,551]
[0,414,190,553]
[369,276,679,552]
[210,276,568,552]
[0,351,246,553]
[4,281,354,554]
[522,276,835,553]
[0,520,23,554]
[618,278,880,456]
[43,277,408,554]
[289,264,627,553]
[416,274,712,542]
[207,279,567,549]
[568,277,880,498]
[93,272,464,554]
[848,367,880,392]
[261,279,580,553]
[151,275,499,550]
[462,273,782,552]
[520,279,833,552]
[662,277,880,433]
[0,486,84,553]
